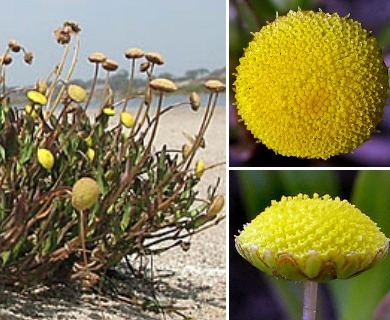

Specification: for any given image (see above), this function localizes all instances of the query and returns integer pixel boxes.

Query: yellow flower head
[37,148,55,169]
[235,193,389,282]
[234,10,389,159]
[68,84,87,103]
[103,107,116,116]
[71,177,100,211]
[87,148,95,161]
[27,90,47,106]
[120,111,135,128]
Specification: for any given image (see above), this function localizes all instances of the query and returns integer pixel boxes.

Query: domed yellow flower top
[234,10,389,159]
[235,194,389,282]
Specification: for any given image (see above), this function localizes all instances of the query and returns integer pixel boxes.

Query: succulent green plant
[0,21,225,294]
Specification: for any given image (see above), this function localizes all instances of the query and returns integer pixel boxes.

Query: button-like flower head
[234,10,389,159]
[236,193,389,282]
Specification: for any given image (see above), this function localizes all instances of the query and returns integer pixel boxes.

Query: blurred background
[229,0,390,166]
[229,170,390,319]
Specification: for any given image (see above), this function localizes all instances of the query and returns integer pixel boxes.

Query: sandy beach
[0,105,226,320]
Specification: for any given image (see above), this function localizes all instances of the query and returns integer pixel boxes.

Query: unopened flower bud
[189,92,201,111]
[37,79,47,94]
[207,195,225,218]
[182,144,191,158]
[144,86,153,106]
[195,159,205,179]
[87,148,95,161]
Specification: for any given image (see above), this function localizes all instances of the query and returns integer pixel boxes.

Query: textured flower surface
[234,10,389,159]
[71,177,100,211]
[235,193,389,282]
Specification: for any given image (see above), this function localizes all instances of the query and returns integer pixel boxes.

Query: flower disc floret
[235,193,389,282]
[234,10,389,159]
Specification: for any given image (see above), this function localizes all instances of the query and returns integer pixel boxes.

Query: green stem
[79,209,88,266]
[303,281,318,320]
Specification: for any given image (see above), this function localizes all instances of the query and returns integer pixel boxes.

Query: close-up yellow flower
[236,193,389,282]
[37,148,55,170]
[234,10,389,160]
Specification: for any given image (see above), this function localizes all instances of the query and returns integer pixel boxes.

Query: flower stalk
[303,281,318,320]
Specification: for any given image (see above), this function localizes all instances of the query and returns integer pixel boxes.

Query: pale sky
[0,0,226,86]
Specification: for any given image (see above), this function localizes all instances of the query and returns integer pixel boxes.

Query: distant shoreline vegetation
[7,66,226,105]
[79,66,226,96]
